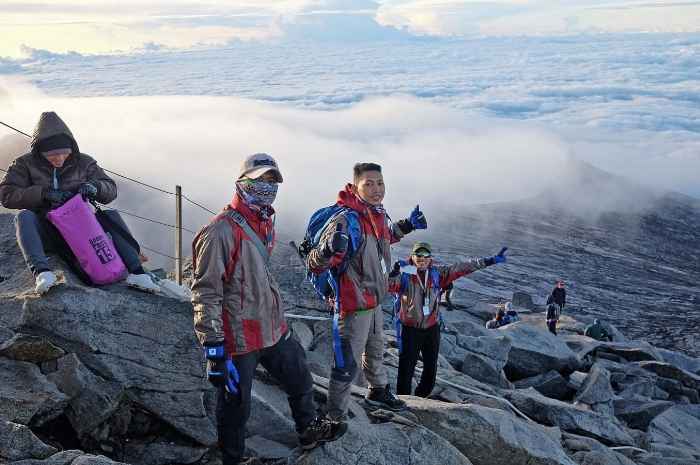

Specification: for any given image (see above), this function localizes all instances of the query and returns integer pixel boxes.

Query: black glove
[322,223,349,258]
[389,261,401,278]
[78,182,98,200]
[43,188,73,206]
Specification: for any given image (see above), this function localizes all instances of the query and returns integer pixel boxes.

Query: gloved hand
[389,260,401,278]
[485,247,508,266]
[43,188,73,206]
[396,205,427,234]
[409,205,427,230]
[322,223,349,258]
[204,344,240,394]
[78,182,98,200]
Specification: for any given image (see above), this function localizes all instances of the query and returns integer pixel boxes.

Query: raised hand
[409,205,427,230]
[323,223,349,257]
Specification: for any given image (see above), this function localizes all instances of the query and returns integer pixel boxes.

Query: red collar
[336,184,390,240]
[229,193,275,233]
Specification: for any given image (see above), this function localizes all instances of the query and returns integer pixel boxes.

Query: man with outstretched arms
[191,153,345,465]
[389,242,507,397]
[307,162,427,422]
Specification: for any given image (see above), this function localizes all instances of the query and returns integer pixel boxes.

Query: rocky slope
[1,212,699,465]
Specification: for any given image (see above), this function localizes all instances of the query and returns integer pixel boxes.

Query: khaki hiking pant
[327,306,387,419]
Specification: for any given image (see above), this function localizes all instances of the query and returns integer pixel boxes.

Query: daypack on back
[47,194,128,285]
[297,205,362,303]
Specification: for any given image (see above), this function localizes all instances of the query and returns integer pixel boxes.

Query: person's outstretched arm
[438,247,508,288]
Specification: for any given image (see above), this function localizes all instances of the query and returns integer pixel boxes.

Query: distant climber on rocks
[486,301,517,330]
[0,111,159,295]
[306,162,426,422]
[502,301,520,325]
[191,153,346,465]
[390,242,507,398]
[546,303,560,335]
[547,280,566,314]
[584,319,613,342]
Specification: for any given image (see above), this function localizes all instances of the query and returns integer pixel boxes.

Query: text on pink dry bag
[47,194,128,285]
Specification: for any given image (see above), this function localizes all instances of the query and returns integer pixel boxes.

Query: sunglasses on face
[414,253,431,258]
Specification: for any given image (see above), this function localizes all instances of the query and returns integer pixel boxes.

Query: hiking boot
[365,384,406,411]
[236,458,261,465]
[126,273,160,293]
[35,270,59,295]
[299,415,347,450]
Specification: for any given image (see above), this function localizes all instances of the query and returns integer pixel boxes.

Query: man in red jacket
[307,162,427,422]
[191,153,345,465]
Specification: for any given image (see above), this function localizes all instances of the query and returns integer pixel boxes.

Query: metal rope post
[175,185,183,285]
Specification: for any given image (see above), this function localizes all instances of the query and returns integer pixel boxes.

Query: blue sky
[2,1,700,57]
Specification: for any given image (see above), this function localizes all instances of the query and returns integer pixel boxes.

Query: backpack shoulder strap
[227,210,270,265]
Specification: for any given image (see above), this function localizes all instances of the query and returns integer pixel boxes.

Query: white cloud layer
[2,33,698,197]
[0,78,574,262]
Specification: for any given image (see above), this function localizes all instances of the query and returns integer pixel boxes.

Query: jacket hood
[336,184,366,212]
[30,112,79,154]
[337,183,391,241]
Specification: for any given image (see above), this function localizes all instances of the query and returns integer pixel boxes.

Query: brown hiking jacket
[389,259,488,329]
[307,185,406,317]
[0,112,117,213]
[191,195,286,355]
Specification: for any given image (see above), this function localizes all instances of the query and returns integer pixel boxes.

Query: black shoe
[235,458,261,465]
[299,415,348,450]
[365,384,407,411]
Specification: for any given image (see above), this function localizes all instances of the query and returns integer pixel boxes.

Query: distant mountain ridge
[419,159,700,356]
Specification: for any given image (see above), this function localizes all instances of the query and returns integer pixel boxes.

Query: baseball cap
[238,153,283,183]
[411,242,432,256]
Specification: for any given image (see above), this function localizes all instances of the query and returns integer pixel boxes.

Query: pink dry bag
[47,194,127,285]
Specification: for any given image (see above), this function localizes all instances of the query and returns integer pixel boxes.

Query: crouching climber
[390,242,508,398]
[486,301,518,329]
[191,153,346,465]
[0,111,158,294]
[584,319,613,342]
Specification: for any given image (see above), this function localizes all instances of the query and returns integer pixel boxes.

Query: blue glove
[494,247,508,264]
[204,344,240,394]
[409,205,427,230]
[485,247,508,266]
[78,182,98,200]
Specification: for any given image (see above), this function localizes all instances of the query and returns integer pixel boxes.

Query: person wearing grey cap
[191,153,346,465]
[389,242,507,397]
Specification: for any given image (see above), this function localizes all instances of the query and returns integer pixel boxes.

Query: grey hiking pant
[15,209,142,276]
[327,307,388,419]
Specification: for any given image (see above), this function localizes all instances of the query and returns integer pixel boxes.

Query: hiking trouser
[97,210,142,273]
[216,330,316,465]
[547,320,558,335]
[327,307,388,420]
[15,210,55,276]
[15,209,142,276]
[396,323,440,397]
